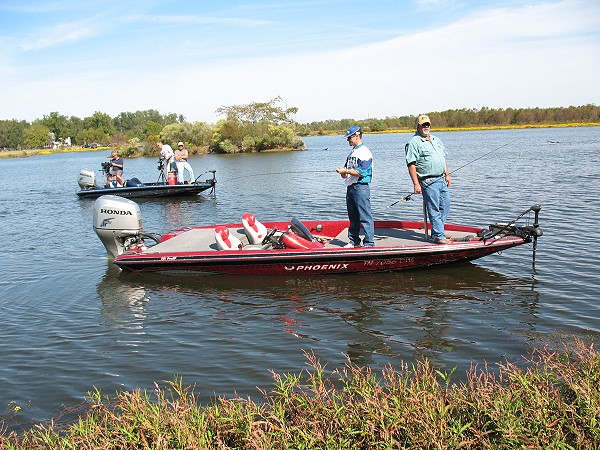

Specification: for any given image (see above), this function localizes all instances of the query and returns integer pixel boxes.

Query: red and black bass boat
[93,195,542,276]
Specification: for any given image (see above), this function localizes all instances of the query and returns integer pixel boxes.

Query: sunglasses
[421,123,431,127]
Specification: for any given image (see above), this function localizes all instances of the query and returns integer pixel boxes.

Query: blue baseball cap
[344,125,361,138]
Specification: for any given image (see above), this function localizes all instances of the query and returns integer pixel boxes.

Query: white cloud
[1,0,599,123]
[20,21,101,51]
[134,14,269,26]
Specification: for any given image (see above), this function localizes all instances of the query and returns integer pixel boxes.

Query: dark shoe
[433,237,452,244]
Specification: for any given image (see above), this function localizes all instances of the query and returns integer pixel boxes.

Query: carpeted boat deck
[143,226,476,254]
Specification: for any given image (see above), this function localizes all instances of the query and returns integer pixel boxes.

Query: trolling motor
[478,204,543,265]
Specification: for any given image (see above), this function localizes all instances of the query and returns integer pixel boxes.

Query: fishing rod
[387,139,518,208]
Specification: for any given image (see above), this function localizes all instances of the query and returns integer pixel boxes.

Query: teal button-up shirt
[405,133,447,179]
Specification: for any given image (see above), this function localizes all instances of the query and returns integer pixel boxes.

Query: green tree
[215,96,298,125]
[211,118,245,153]
[23,123,51,148]
[84,111,115,137]
[40,112,70,140]
[144,120,163,142]
[190,121,212,147]
[76,127,108,145]
[161,122,189,146]
[68,116,85,144]
[0,119,29,149]
[212,97,303,152]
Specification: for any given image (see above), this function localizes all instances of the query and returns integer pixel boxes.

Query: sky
[1,0,599,124]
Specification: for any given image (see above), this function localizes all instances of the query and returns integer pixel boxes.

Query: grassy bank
[1,339,597,449]
[0,146,109,159]
[0,144,212,160]
[2,123,599,159]
[313,122,600,136]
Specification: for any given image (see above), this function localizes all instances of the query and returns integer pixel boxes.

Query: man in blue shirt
[336,125,374,247]
[108,150,124,187]
[405,115,452,244]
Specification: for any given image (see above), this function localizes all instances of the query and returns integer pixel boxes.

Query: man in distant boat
[156,141,175,175]
[336,125,375,247]
[405,115,452,244]
[108,150,124,187]
[174,141,195,184]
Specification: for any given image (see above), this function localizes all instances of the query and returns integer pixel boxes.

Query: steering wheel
[262,228,277,245]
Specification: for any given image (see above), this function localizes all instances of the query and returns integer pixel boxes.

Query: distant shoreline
[2,123,598,159]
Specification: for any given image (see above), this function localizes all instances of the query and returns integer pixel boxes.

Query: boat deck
[144,225,478,254]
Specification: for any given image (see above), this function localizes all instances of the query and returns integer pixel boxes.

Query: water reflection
[110,262,540,372]
[97,264,149,332]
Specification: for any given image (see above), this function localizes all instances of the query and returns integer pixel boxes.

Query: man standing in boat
[174,141,195,184]
[156,141,175,174]
[405,115,452,244]
[336,125,375,247]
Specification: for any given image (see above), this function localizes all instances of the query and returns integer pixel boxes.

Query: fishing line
[387,139,519,208]
[219,169,335,182]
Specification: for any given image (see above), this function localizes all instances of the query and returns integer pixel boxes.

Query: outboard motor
[93,195,144,258]
[78,168,96,189]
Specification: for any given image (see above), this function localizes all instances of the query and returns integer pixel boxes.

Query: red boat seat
[242,213,268,245]
[215,226,243,250]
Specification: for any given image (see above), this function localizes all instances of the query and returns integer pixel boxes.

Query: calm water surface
[0,127,598,429]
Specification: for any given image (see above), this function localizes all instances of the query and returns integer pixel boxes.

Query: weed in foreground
[0,339,598,449]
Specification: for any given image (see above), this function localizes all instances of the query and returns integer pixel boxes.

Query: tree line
[1,101,598,154]
[300,104,600,135]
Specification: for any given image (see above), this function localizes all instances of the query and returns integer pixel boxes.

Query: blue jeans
[346,184,374,247]
[420,176,450,239]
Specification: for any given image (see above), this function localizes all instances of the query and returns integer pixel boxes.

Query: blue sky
[1,0,599,124]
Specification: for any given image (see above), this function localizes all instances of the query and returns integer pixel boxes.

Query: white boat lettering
[370,258,414,266]
[284,264,349,271]
[100,208,133,215]
[160,256,177,261]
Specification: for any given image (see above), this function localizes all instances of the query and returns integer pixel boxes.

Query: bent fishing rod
[387,139,518,208]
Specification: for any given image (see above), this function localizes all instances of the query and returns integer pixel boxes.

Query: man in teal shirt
[405,115,452,244]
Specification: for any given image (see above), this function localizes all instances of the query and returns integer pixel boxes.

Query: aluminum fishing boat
[93,196,542,276]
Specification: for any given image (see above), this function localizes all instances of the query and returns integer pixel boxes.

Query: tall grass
[1,339,597,449]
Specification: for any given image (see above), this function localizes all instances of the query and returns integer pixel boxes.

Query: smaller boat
[76,161,216,199]
[93,195,543,276]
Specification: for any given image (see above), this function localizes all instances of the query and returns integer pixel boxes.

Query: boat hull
[112,220,531,275]
[77,181,215,199]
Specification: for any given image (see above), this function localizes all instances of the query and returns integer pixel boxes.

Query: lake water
[0,127,598,430]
